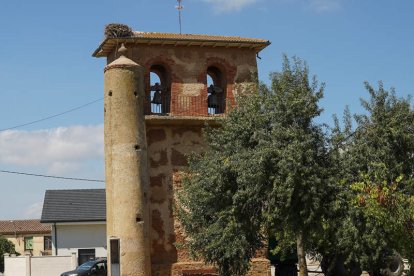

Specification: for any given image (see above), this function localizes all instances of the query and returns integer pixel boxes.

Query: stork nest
[104,23,133,38]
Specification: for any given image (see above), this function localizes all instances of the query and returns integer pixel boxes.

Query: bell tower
[94,24,270,276]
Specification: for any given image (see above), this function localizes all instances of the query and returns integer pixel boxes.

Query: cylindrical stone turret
[104,44,151,276]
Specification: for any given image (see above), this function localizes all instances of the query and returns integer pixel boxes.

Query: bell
[152,91,162,105]
[151,82,162,92]
[213,86,223,94]
[208,94,219,108]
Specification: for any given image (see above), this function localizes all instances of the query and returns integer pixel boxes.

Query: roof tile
[41,189,106,223]
[132,32,269,43]
[0,220,50,235]
[93,32,270,57]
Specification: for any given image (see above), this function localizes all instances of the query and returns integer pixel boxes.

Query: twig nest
[105,23,133,38]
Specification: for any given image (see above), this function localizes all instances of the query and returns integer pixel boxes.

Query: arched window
[207,66,226,114]
[150,65,170,114]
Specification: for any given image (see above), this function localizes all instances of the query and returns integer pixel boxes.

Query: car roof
[81,258,107,265]
[92,258,107,263]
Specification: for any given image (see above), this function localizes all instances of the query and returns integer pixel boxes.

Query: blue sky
[0,0,413,219]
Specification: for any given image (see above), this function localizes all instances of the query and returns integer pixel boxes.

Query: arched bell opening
[207,66,226,114]
[150,64,170,114]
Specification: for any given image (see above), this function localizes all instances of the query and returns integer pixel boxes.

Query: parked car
[321,253,405,276]
[61,258,107,276]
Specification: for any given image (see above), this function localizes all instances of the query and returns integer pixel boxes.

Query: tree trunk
[297,231,308,276]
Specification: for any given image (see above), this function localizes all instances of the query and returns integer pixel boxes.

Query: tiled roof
[41,189,106,223]
[132,32,270,44]
[93,32,270,57]
[0,219,51,235]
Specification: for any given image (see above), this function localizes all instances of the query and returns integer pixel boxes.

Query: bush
[0,235,18,272]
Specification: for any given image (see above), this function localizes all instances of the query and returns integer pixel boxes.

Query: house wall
[53,223,106,258]
[5,234,49,256]
[4,254,76,276]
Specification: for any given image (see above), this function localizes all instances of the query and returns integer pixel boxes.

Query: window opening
[150,72,162,113]
[207,66,225,114]
[149,65,170,114]
[44,235,52,251]
[207,75,215,114]
[24,236,33,250]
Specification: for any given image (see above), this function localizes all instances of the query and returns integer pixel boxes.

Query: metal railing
[146,93,171,115]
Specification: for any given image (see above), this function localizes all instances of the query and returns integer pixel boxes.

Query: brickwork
[139,41,269,276]
[147,123,205,266]
[98,29,270,276]
[146,119,270,275]
[151,259,270,276]
[107,45,258,117]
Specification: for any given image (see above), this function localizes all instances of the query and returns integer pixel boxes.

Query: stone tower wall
[146,120,270,275]
[103,37,270,276]
[104,55,151,276]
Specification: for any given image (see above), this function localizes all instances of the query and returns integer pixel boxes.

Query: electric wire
[0,169,104,183]
[0,97,105,182]
[0,97,104,132]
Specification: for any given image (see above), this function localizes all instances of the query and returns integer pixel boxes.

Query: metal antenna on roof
[175,0,184,34]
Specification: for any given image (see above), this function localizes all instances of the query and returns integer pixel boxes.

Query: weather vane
[175,0,184,34]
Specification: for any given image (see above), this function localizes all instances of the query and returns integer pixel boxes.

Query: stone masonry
[94,26,270,276]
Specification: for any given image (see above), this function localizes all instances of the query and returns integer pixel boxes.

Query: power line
[0,169,105,183]
[0,97,104,132]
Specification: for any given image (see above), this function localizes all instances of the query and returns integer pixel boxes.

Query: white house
[40,189,107,265]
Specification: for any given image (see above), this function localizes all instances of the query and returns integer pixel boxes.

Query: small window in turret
[207,66,225,115]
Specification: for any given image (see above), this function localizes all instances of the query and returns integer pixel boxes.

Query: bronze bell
[208,94,219,108]
[152,91,162,105]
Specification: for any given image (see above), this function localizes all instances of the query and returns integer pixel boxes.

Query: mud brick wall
[152,259,270,276]
[117,37,269,275]
[147,122,205,266]
[107,45,258,116]
[146,119,270,275]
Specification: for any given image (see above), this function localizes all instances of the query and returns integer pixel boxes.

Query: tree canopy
[321,81,414,274]
[178,56,332,276]
[178,56,414,276]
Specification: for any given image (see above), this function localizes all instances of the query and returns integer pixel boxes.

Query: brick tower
[93,25,270,276]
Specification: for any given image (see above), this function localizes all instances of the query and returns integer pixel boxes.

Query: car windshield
[77,261,95,271]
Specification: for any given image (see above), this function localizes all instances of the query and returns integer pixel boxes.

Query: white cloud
[308,0,342,12]
[202,0,260,13]
[24,202,43,219]
[0,124,104,175]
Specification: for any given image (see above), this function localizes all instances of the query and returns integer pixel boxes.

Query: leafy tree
[178,56,333,276]
[0,235,18,272]
[320,82,414,275]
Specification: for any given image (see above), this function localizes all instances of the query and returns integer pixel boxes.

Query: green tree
[178,56,333,276]
[321,81,414,274]
[0,235,18,272]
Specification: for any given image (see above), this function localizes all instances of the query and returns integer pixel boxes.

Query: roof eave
[92,37,271,58]
[40,218,106,223]
[0,230,51,235]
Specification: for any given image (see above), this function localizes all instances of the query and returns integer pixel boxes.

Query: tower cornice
[93,32,270,58]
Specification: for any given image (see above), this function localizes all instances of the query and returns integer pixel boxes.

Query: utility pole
[175,0,183,34]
